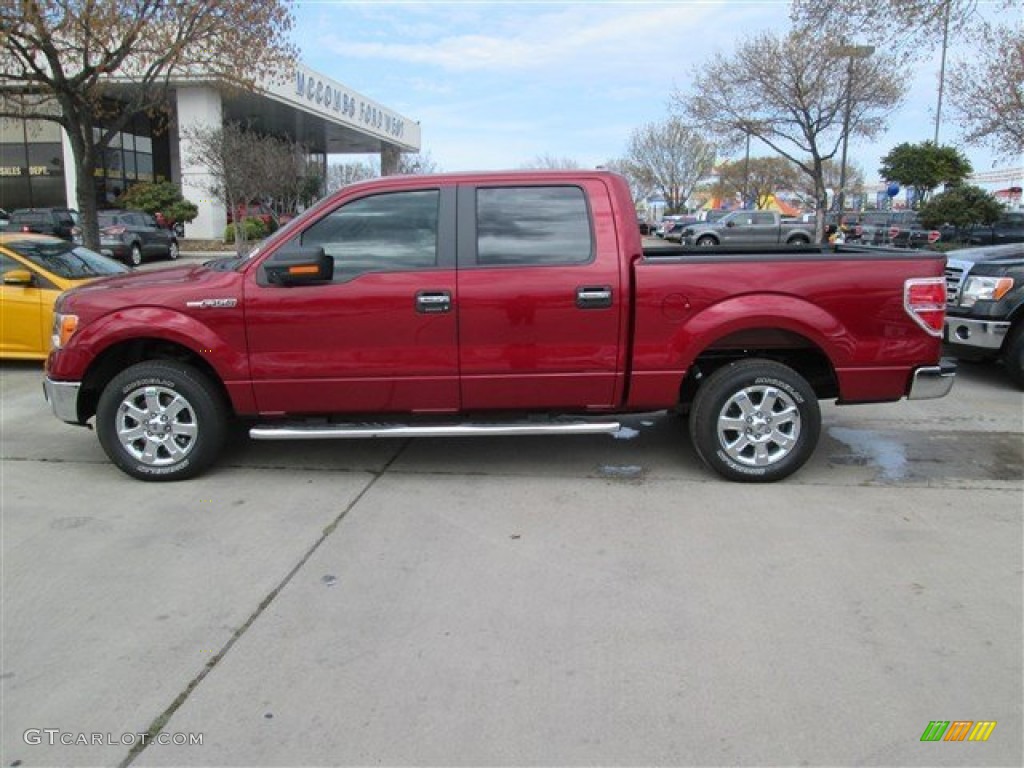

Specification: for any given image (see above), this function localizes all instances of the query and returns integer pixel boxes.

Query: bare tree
[0,0,297,249]
[326,160,377,193]
[184,122,282,255]
[263,141,323,217]
[396,150,440,175]
[625,118,716,213]
[947,22,1024,161]
[325,150,440,194]
[789,0,1015,144]
[711,157,801,210]
[783,158,867,210]
[675,31,903,241]
[519,154,581,170]
[601,158,652,207]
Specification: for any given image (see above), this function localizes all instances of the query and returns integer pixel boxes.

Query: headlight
[52,313,79,349]
[959,276,1013,307]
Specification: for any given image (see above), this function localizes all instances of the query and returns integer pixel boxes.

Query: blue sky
[291,0,1013,185]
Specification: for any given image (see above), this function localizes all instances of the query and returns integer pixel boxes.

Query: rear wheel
[129,243,143,266]
[696,236,717,247]
[787,235,810,245]
[689,359,820,482]
[96,361,227,481]
[168,240,179,260]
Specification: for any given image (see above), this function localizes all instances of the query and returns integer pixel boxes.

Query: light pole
[831,43,875,214]
[934,0,951,144]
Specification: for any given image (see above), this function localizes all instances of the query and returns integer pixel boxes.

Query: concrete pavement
[1,359,1021,767]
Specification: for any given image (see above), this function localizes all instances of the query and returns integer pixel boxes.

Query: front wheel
[696,236,717,247]
[129,243,143,266]
[96,361,227,481]
[168,240,179,260]
[689,359,820,482]
[1002,323,1024,389]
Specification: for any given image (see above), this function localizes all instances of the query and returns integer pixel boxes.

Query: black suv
[8,208,79,240]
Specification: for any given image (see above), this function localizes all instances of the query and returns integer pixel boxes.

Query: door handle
[415,290,451,314]
[576,286,613,309]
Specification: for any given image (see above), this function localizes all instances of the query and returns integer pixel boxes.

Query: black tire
[1002,323,1024,390]
[696,236,717,247]
[129,243,143,266]
[787,235,810,245]
[689,359,820,482]
[168,240,179,260]
[96,361,227,481]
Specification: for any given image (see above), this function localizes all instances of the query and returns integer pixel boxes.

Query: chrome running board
[250,420,622,440]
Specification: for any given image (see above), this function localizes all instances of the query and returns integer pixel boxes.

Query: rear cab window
[472,186,593,267]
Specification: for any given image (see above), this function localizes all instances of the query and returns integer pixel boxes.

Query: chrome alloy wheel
[116,384,199,466]
[715,384,801,468]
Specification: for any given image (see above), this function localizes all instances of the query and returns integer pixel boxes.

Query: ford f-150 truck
[944,243,1024,388]
[680,210,815,247]
[43,170,954,483]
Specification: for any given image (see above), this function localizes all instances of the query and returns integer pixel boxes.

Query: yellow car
[1,232,129,360]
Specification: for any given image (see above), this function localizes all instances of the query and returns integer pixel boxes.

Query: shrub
[118,180,198,227]
[223,217,268,243]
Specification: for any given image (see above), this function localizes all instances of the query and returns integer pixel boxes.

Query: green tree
[117,180,197,228]
[0,0,297,250]
[878,142,972,207]
[712,157,800,210]
[917,185,1003,231]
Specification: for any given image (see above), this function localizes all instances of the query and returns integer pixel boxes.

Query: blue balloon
[886,182,900,197]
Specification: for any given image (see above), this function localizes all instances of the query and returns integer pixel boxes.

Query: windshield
[5,239,130,279]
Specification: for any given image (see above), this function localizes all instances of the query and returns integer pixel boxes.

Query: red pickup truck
[44,170,954,482]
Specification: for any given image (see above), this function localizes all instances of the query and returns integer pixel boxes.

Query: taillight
[888,226,900,239]
[102,225,127,235]
[927,230,941,243]
[21,225,31,232]
[904,277,946,336]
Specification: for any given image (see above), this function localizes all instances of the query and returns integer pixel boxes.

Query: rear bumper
[43,377,82,423]
[908,358,957,400]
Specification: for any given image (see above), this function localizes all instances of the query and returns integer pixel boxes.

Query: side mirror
[726,220,736,228]
[263,246,333,286]
[3,269,34,286]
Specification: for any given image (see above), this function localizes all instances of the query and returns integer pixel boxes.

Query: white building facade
[1,62,421,238]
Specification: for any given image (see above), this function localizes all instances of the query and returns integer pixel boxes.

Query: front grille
[944,262,966,304]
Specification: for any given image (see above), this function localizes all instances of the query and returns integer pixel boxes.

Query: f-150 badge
[186,298,238,309]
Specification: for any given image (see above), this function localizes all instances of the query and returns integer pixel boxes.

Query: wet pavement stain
[827,428,1023,484]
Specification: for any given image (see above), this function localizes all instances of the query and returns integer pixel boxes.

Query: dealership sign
[293,67,407,141]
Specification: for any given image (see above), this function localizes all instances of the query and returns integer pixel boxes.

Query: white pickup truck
[681,211,816,247]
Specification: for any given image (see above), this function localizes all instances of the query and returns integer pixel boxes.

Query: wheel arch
[77,338,231,423]
[678,328,839,412]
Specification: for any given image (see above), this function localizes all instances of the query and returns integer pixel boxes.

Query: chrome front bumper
[43,377,82,423]
[943,317,1010,350]
[908,358,957,400]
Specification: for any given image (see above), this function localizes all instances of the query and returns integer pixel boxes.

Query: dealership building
[0,63,421,238]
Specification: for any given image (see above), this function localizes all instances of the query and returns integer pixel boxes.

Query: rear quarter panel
[629,250,946,406]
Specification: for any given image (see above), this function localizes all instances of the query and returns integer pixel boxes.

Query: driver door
[243,186,459,416]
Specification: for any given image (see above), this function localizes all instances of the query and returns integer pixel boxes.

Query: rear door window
[474,186,592,267]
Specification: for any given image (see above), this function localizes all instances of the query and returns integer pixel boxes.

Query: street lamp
[831,43,875,215]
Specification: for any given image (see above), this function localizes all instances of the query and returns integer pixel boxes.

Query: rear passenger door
[455,181,623,410]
